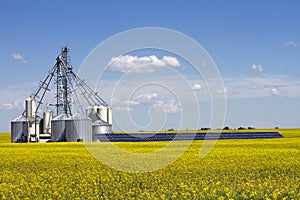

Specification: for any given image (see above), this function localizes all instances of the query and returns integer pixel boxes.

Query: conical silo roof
[12,115,27,122]
[53,113,68,120]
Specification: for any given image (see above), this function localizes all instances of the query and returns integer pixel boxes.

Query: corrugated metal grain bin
[92,120,112,141]
[51,113,68,142]
[11,115,28,142]
[66,113,92,142]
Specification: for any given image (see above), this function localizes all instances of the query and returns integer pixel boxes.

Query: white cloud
[111,98,139,112]
[284,41,297,47]
[270,88,280,96]
[112,98,140,106]
[0,100,21,109]
[153,100,181,113]
[0,82,37,112]
[102,73,300,105]
[250,64,263,72]
[162,56,180,67]
[12,53,28,64]
[112,93,158,107]
[108,55,181,73]
[21,60,28,64]
[114,106,133,111]
[223,75,300,98]
[216,88,228,94]
[134,93,158,102]
[192,83,202,91]
[111,93,159,111]
[12,53,24,60]
[257,65,263,72]
[112,94,181,113]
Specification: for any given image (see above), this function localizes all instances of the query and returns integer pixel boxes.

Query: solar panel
[95,132,283,142]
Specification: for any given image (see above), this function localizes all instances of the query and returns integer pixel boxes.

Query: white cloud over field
[108,55,180,73]
[223,74,300,98]
[112,92,181,113]
[11,53,28,64]
[153,100,181,113]
[284,41,297,47]
[0,100,21,109]
[192,83,202,91]
[250,64,263,73]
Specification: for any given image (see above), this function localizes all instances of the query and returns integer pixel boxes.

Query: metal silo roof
[53,113,68,120]
[12,115,27,122]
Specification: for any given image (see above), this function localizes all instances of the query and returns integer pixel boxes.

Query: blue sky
[0,0,299,131]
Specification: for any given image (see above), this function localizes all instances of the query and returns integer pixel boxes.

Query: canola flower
[0,131,299,199]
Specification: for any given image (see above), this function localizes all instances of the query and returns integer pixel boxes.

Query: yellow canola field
[0,130,299,199]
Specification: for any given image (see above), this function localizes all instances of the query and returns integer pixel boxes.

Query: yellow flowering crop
[0,130,299,199]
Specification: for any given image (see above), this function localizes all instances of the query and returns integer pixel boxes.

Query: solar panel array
[95,132,283,142]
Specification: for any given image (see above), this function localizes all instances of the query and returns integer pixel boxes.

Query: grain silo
[65,113,92,142]
[51,113,68,142]
[25,97,36,120]
[97,106,112,124]
[43,109,52,135]
[98,105,108,123]
[92,120,112,140]
[107,106,112,125]
[11,47,112,143]
[11,115,28,142]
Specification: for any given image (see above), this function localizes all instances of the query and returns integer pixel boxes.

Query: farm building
[11,47,112,142]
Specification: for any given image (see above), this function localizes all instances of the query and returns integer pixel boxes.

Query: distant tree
[201,127,211,130]
[238,127,245,130]
[275,126,279,129]
[168,128,174,131]
[223,126,230,130]
[248,127,255,130]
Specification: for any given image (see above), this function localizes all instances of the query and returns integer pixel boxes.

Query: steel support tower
[23,46,108,119]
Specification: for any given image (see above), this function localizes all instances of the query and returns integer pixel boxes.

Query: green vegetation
[0,129,299,199]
